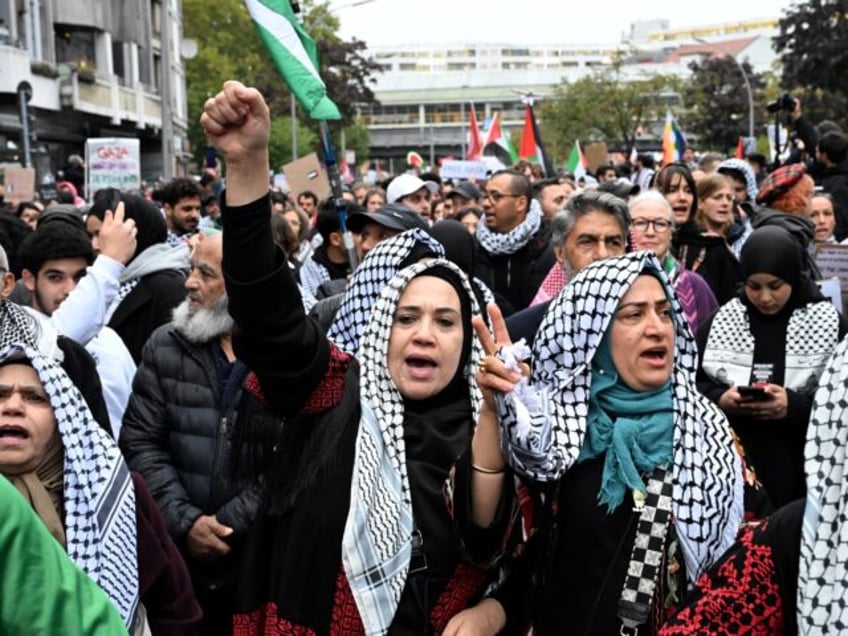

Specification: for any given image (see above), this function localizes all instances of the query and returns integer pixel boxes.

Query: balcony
[0,43,163,129]
[0,45,61,110]
[63,72,163,129]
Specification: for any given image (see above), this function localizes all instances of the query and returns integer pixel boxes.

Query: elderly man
[120,232,266,636]
[506,190,629,343]
[476,169,556,315]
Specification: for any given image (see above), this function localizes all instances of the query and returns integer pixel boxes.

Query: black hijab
[89,188,167,262]
[740,225,823,312]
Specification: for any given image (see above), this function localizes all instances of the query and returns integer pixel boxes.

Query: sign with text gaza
[85,138,141,195]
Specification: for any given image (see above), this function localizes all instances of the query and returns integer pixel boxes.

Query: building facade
[360,18,779,170]
[0,0,189,195]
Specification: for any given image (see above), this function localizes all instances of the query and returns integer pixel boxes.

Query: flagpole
[318,121,359,271]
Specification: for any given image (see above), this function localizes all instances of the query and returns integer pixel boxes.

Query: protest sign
[86,138,141,195]
[440,160,488,181]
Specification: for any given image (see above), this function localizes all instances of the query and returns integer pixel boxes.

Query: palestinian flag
[565,140,588,181]
[483,112,518,167]
[518,103,554,176]
[243,0,340,120]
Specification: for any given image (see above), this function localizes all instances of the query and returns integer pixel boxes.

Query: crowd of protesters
[1,80,848,634]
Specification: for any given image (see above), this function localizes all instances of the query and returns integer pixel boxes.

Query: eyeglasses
[484,191,520,203]
[631,218,672,233]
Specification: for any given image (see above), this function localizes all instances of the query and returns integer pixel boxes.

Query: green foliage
[682,56,767,154]
[182,0,380,167]
[773,0,848,132]
[268,115,318,169]
[336,122,371,162]
[774,1,848,99]
[183,0,265,165]
[538,64,681,162]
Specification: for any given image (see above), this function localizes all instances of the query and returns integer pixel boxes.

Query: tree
[682,56,766,154]
[538,63,681,163]
[182,0,381,166]
[774,1,848,100]
[772,1,848,132]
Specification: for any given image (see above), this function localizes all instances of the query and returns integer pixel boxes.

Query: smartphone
[204,147,217,168]
[738,385,772,401]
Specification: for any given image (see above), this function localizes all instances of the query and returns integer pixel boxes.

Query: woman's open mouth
[405,355,438,379]
[640,347,668,367]
[0,424,30,446]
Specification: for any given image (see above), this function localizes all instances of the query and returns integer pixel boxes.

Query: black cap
[36,204,85,231]
[447,181,482,201]
[597,178,640,199]
[347,203,430,233]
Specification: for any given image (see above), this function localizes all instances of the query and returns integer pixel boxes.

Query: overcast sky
[333,0,794,48]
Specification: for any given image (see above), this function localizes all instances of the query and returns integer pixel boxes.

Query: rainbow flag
[661,108,686,165]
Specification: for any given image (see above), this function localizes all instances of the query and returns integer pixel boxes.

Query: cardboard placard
[813,243,848,309]
[584,142,609,175]
[85,137,141,194]
[282,153,330,201]
[440,160,488,181]
[3,166,35,204]
[814,243,848,293]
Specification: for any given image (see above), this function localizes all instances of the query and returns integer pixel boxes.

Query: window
[54,24,96,69]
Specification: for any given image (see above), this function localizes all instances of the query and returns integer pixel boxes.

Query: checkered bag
[618,465,674,630]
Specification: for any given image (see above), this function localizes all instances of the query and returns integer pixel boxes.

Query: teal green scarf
[578,328,674,512]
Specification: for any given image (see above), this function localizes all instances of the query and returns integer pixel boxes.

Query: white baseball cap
[386,173,439,203]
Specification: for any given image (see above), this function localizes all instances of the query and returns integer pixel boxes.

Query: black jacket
[672,224,742,305]
[120,324,264,588]
[476,223,556,316]
[109,269,187,364]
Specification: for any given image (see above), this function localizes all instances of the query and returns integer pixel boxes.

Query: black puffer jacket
[476,221,556,316]
[119,323,265,587]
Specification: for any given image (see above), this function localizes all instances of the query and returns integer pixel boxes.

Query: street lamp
[693,36,754,141]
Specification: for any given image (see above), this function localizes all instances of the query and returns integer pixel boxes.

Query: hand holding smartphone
[737,385,773,401]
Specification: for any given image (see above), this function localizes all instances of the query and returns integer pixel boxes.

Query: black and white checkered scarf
[702,297,840,391]
[341,259,483,636]
[475,199,542,255]
[496,251,743,582]
[327,229,445,357]
[0,300,64,361]
[799,335,848,632]
[0,344,139,628]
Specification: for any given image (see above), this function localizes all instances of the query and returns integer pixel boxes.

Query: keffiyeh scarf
[702,298,839,391]
[799,335,848,632]
[0,300,63,361]
[496,251,743,582]
[341,259,483,636]
[476,199,543,255]
[0,344,139,629]
[327,229,445,357]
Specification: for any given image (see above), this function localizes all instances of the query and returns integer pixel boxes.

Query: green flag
[244,0,340,120]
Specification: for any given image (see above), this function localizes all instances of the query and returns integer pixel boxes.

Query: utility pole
[160,0,174,180]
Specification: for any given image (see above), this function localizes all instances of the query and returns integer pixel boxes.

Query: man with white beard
[120,232,268,636]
